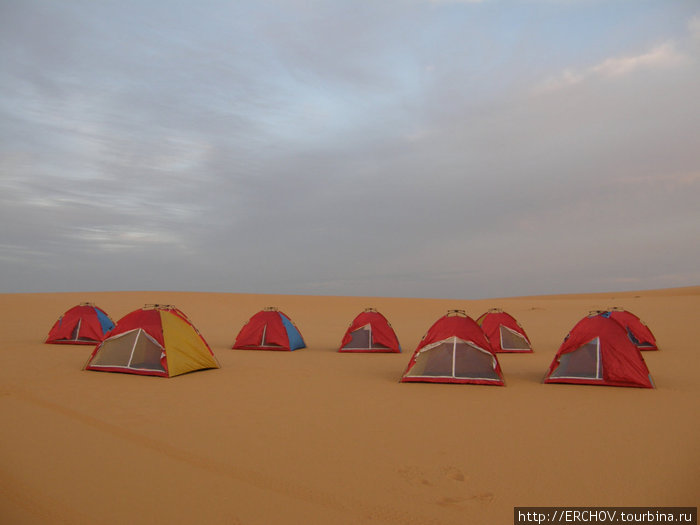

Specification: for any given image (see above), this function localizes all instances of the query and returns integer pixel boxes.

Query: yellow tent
[85,304,219,377]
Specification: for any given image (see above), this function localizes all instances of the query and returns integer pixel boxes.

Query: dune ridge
[1,287,698,524]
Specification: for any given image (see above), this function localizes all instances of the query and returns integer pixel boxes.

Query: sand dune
[1,287,698,524]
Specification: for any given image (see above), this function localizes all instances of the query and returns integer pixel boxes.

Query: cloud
[1,1,699,297]
[593,42,687,75]
[536,42,688,92]
[690,15,700,40]
[428,0,484,3]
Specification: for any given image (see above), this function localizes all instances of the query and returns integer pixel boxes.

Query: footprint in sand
[397,466,433,487]
[397,466,495,510]
[398,466,468,487]
[435,492,494,508]
[436,496,467,507]
[441,466,466,482]
[471,492,495,504]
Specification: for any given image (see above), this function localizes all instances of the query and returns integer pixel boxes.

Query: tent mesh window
[90,331,134,367]
[453,342,500,380]
[407,341,454,377]
[90,329,165,373]
[406,338,499,380]
[345,326,370,349]
[343,325,390,350]
[129,332,165,370]
[500,325,530,351]
[550,338,601,380]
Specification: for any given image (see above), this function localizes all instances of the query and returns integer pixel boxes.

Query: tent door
[405,337,500,380]
[70,319,81,341]
[260,325,282,348]
[550,338,602,380]
[89,329,166,373]
[499,325,530,351]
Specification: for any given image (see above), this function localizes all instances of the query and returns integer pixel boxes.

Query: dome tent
[46,303,115,345]
[84,304,219,377]
[544,312,654,388]
[401,310,504,385]
[339,308,401,353]
[233,307,306,351]
[476,309,532,353]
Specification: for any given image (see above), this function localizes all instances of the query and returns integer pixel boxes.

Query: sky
[1,0,699,299]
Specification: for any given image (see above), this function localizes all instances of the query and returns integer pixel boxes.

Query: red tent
[339,308,400,353]
[233,307,306,351]
[46,303,115,345]
[401,310,504,385]
[476,309,532,353]
[544,312,654,388]
[607,308,658,351]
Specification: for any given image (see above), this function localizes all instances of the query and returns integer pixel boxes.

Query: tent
[476,309,532,353]
[606,308,658,351]
[232,307,306,351]
[401,310,504,385]
[339,308,401,353]
[46,303,115,345]
[544,312,654,388]
[84,304,219,377]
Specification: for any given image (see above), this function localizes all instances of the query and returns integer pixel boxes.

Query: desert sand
[1,287,698,524]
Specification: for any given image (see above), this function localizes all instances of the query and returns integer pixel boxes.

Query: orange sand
[1,287,698,524]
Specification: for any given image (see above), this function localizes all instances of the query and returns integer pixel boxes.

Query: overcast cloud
[1,0,699,298]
